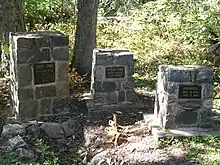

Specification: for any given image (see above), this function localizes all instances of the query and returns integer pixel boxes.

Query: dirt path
[83,119,190,165]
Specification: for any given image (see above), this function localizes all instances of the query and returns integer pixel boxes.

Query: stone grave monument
[86,48,143,112]
[9,32,69,119]
[152,65,220,137]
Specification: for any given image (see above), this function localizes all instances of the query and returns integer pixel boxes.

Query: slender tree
[0,0,25,72]
[72,0,99,75]
[2,0,25,42]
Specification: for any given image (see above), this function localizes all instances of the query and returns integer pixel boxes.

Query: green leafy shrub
[24,0,76,31]
[97,0,220,95]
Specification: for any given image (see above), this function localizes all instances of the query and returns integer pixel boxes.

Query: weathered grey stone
[19,100,39,118]
[198,110,213,128]
[35,85,56,99]
[40,99,52,114]
[17,66,32,87]
[167,82,178,94]
[196,69,213,83]
[56,82,69,98]
[96,54,113,65]
[40,122,64,139]
[53,98,72,114]
[52,35,69,46]
[95,65,104,81]
[35,48,51,62]
[18,88,34,101]
[35,37,51,48]
[61,119,77,137]
[10,32,69,119]
[93,93,105,103]
[89,48,135,112]
[17,38,35,49]
[26,123,41,139]
[1,124,26,139]
[180,100,201,110]
[121,80,134,89]
[168,70,192,82]
[17,49,36,64]
[98,48,129,54]
[105,92,117,105]
[115,81,122,90]
[15,148,35,159]
[203,84,213,99]
[52,47,69,61]
[155,65,214,130]
[203,99,212,108]
[118,90,125,103]
[9,135,27,149]
[94,82,117,92]
[57,62,68,81]
[127,64,134,76]
[115,53,133,65]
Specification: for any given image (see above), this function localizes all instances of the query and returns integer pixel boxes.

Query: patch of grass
[187,136,220,165]
[133,73,156,90]
[159,135,220,165]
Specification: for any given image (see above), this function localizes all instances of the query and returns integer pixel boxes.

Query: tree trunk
[2,0,26,42]
[0,0,25,74]
[72,0,99,75]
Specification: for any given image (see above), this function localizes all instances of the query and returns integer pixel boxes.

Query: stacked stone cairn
[87,48,138,111]
[9,32,69,119]
[154,65,214,129]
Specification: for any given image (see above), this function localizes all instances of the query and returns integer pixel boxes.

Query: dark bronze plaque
[106,67,125,78]
[34,62,55,85]
[178,85,202,99]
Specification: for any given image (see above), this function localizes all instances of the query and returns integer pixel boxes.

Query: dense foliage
[98,0,220,76]
[24,0,76,30]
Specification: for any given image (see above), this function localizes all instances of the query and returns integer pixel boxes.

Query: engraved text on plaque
[34,62,55,85]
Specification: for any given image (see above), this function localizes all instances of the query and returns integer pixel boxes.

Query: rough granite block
[154,65,214,130]
[17,49,36,64]
[115,53,133,65]
[94,81,117,93]
[196,69,213,83]
[17,38,35,49]
[17,66,32,87]
[56,82,69,98]
[35,48,51,62]
[168,69,192,82]
[19,100,39,118]
[40,99,52,114]
[52,47,69,61]
[57,62,69,81]
[18,88,34,101]
[96,54,113,65]
[35,85,56,99]
[105,92,117,105]
[52,35,69,46]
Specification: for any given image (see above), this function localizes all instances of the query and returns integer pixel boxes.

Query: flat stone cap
[10,31,65,38]
[159,65,211,71]
[94,48,130,54]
